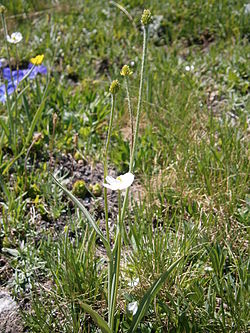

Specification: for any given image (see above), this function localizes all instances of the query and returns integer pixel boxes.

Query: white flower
[185,65,194,72]
[128,277,139,287]
[103,172,134,191]
[244,4,250,14]
[127,301,138,316]
[7,32,23,44]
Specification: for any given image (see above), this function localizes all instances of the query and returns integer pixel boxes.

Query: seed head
[141,9,152,26]
[109,79,120,95]
[120,65,133,77]
[0,5,6,14]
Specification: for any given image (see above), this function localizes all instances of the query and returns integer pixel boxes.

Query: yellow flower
[141,9,152,26]
[30,54,44,66]
[120,65,133,77]
[109,80,120,95]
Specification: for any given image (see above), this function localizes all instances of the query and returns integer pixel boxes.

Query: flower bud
[72,180,87,199]
[0,5,6,14]
[120,65,133,77]
[141,9,152,26]
[109,79,120,95]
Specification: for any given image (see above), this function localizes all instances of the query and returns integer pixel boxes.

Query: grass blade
[79,302,111,333]
[51,174,111,258]
[129,256,183,333]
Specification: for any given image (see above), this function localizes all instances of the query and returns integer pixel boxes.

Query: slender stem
[1,12,18,155]
[104,94,116,327]
[104,94,116,244]
[109,191,122,331]
[121,26,149,227]
[125,76,134,158]
[129,26,148,173]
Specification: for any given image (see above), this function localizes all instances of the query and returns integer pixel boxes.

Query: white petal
[128,277,139,287]
[118,172,134,190]
[7,35,12,43]
[106,176,117,185]
[103,182,120,191]
[127,301,138,315]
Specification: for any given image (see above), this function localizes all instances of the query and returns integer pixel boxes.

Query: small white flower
[204,266,213,272]
[103,172,134,191]
[127,301,138,315]
[7,32,23,44]
[244,4,250,14]
[185,65,194,72]
[128,277,139,287]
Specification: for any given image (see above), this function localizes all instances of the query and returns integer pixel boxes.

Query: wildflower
[109,79,120,95]
[103,172,134,191]
[127,301,138,316]
[7,32,23,44]
[0,81,17,103]
[128,277,139,287]
[120,65,133,77]
[27,63,47,78]
[185,65,194,72]
[3,68,27,81]
[141,9,152,26]
[0,58,7,68]
[30,54,44,66]
[0,5,6,14]
[244,4,250,14]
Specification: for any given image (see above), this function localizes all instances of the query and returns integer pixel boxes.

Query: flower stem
[129,26,148,173]
[109,190,122,331]
[104,94,116,244]
[0,12,18,155]
[120,26,149,227]
[104,94,116,324]
[125,76,134,158]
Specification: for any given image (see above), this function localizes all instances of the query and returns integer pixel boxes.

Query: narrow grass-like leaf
[0,117,9,138]
[0,174,10,201]
[108,230,121,330]
[79,302,111,333]
[51,174,111,258]
[129,256,183,333]
[25,81,50,146]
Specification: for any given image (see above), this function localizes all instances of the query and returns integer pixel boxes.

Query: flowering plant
[52,8,182,333]
[7,31,23,44]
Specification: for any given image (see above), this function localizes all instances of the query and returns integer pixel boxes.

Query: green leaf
[0,117,9,138]
[129,256,183,333]
[0,174,10,201]
[108,230,121,330]
[25,81,49,146]
[79,302,111,333]
[51,174,111,258]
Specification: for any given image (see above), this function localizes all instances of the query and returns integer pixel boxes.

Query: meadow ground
[0,1,249,332]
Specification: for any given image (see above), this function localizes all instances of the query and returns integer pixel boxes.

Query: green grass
[0,0,249,332]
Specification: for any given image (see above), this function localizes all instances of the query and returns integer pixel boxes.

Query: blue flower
[3,68,28,82]
[0,63,47,103]
[0,81,17,103]
[27,63,47,79]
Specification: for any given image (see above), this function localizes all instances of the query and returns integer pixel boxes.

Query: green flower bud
[0,5,6,13]
[120,65,133,77]
[90,183,102,197]
[141,9,152,26]
[109,79,120,95]
[72,180,87,199]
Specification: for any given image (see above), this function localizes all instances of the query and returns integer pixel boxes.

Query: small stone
[0,290,23,333]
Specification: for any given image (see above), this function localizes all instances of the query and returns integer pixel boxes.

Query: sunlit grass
[0,0,249,332]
